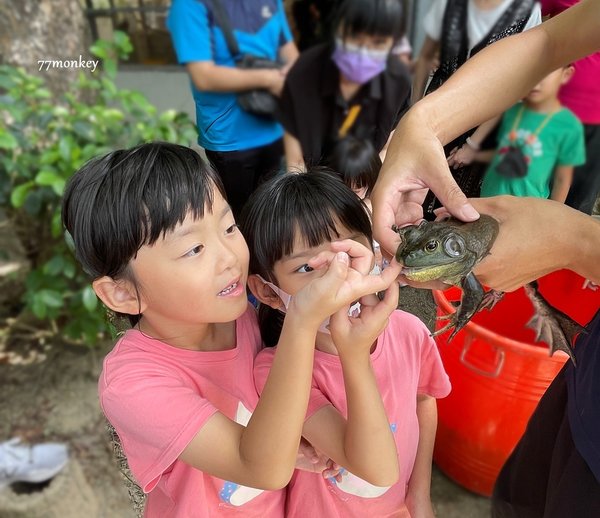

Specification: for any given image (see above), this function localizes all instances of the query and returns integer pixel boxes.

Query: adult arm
[186,62,285,96]
[186,38,298,96]
[470,196,600,292]
[279,40,300,69]
[411,37,440,104]
[284,132,306,172]
[372,0,600,251]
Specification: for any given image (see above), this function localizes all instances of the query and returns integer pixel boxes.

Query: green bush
[0,31,198,345]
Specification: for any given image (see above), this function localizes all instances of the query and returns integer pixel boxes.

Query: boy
[449,65,586,202]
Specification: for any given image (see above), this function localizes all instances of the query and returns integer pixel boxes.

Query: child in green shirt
[449,65,585,202]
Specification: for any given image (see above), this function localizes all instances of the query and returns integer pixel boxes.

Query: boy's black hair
[325,136,382,196]
[239,167,373,346]
[334,0,405,42]
[62,142,226,325]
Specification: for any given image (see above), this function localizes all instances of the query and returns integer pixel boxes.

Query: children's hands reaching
[291,243,400,331]
[295,439,343,481]
[329,277,399,359]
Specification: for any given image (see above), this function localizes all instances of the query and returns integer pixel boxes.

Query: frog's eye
[444,236,465,257]
[424,240,439,253]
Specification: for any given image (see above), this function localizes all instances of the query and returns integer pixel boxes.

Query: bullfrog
[524,281,583,365]
[393,215,580,364]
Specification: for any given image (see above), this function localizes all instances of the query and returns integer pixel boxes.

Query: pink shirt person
[541,0,600,124]
[254,310,451,517]
[100,305,285,518]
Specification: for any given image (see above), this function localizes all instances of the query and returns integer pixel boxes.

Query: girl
[325,135,381,207]
[279,0,411,171]
[61,142,397,517]
[241,170,452,518]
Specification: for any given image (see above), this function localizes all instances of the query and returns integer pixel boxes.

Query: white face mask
[257,275,361,334]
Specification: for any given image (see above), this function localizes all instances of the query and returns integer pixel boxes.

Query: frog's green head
[394,220,478,284]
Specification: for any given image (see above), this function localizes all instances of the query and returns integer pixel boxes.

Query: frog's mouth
[400,264,454,283]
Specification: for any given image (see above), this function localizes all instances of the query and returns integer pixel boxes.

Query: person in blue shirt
[168,0,299,218]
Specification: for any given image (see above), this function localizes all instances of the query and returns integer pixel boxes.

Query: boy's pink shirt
[99,304,285,518]
[541,0,600,124]
[254,310,451,518]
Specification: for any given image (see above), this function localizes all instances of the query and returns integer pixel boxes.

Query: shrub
[0,31,198,345]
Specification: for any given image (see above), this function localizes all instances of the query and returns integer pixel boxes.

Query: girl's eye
[184,245,204,257]
[296,264,314,273]
[226,223,240,235]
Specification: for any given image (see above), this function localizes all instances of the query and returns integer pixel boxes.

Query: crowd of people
[57,0,600,516]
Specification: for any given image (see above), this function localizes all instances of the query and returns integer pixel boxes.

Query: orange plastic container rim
[433,289,568,361]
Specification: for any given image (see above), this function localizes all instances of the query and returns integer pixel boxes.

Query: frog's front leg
[433,272,485,342]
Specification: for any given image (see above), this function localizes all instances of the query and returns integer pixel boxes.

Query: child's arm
[404,395,438,518]
[447,115,501,169]
[550,165,574,203]
[302,282,401,487]
[180,251,401,490]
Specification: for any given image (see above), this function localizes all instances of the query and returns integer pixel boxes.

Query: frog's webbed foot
[433,273,486,342]
[524,282,584,366]
[480,290,504,311]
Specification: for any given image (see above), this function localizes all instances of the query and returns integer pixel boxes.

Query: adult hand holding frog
[371,0,600,291]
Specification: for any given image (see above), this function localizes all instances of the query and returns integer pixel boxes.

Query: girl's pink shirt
[255,310,451,518]
[542,0,600,124]
[99,304,285,518]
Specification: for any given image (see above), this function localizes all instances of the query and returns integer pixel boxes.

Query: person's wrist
[465,136,480,151]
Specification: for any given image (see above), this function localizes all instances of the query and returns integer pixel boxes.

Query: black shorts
[492,364,600,518]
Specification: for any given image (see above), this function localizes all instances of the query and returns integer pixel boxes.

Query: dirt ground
[0,338,136,517]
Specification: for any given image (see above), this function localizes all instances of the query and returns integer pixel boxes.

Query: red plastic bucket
[432,270,600,496]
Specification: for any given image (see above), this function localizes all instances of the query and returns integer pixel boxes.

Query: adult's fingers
[430,174,480,222]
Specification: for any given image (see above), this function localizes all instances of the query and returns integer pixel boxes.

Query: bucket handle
[460,335,505,378]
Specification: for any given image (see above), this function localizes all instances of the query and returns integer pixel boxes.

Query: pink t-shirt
[99,304,285,518]
[254,310,451,518]
[541,0,600,124]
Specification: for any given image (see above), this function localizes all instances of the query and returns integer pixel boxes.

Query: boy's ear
[92,276,146,315]
[561,65,575,84]
[247,274,284,309]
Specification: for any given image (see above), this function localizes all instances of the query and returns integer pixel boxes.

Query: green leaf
[103,58,117,79]
[82,286,98,312]
[0,131,18,149]
[51,177,66,196]
[32,295,47,319]
[63,261,76,279]
[35,169,60,186]
[44,255,65,276]
[58,137,73,163]
[10,181,34,207]
[39,289,64,308]
[90,42,109,60]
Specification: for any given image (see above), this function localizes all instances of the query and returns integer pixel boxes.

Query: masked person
[278,0,410,172]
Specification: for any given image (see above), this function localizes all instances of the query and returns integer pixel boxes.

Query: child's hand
[295,439,343,481]
[308,238,376,276]
[291,247,400,330]
[448,143,476,169]
[329,277,399,359]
